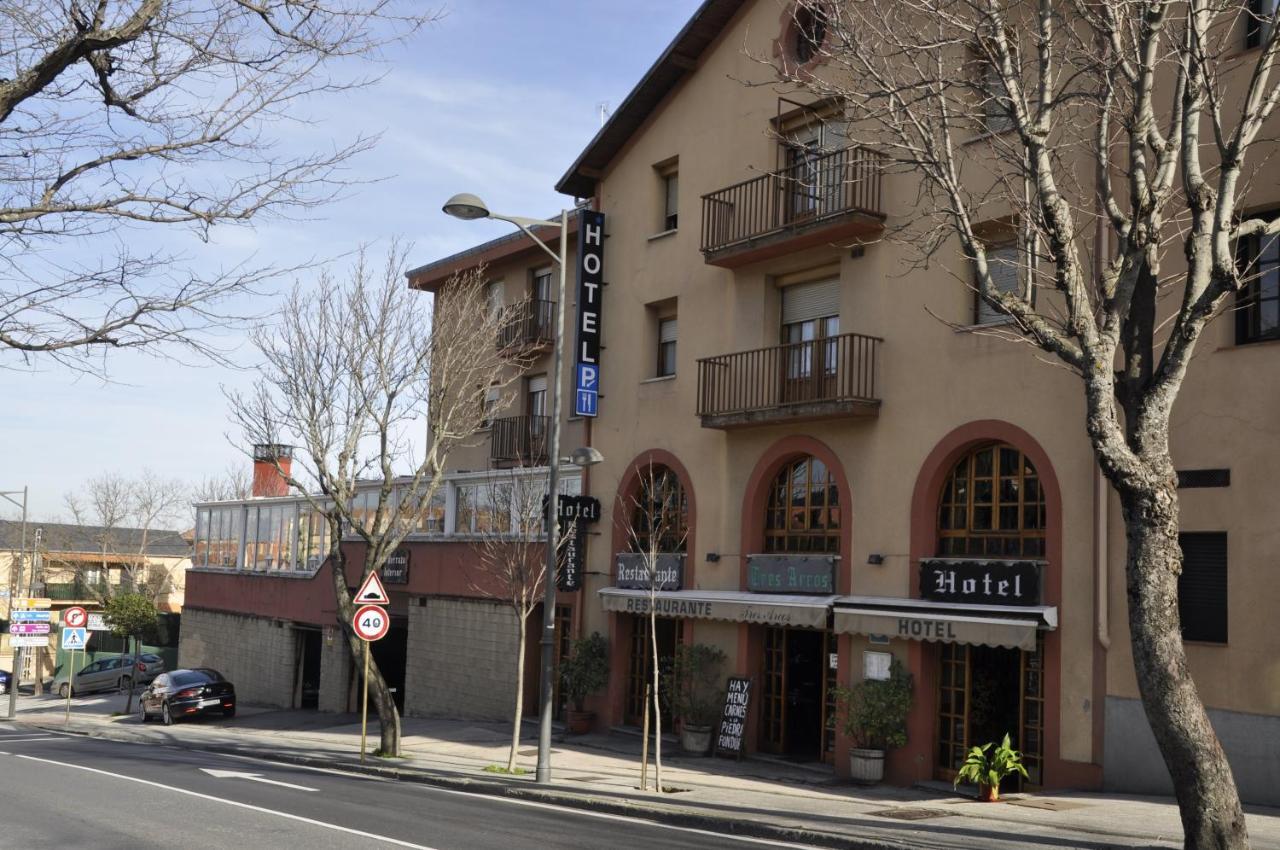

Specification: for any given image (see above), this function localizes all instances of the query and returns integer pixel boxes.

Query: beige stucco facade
[404,0,1280,803]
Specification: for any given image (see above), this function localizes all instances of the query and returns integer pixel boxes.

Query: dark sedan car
[139,668,236,725]
[0,669,10,695]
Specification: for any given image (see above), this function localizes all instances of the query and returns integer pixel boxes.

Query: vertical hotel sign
[573,209,605,417]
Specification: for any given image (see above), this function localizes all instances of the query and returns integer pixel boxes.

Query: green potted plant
[559,632,609,735]
[663,643,727,755]
[834,658,914,784]
[953,733,1029,801]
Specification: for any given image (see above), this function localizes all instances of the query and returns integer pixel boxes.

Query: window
[975,242,1022,325]
[1236,218,1279,344]
[1246,0,1277,49]
[792,3,828,65]
[781,278,840,380]
[531,267,553,303]
[657,317,677,377]
[764,455,840,553]
[481,384,501,428]
[937,443,1045,558]
[629,465,688,553]
[486,280,504,317]
[526,375,547,417]
[1178,532,1228,644]
[655,159,679,232]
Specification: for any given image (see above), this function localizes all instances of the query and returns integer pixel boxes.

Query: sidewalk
[12,695,1280,850]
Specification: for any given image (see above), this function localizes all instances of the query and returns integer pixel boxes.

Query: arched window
[764,455,840,553]
[937,443,1045,558]
[629,464,688,553]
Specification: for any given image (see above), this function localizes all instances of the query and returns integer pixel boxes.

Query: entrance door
[293,629,321,710]
[935,634,1045,789]
[760,626,833,762]
[370,622,408,713]
[626,615,677,727]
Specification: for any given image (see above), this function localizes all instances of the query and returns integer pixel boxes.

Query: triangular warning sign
[354,571,389,605]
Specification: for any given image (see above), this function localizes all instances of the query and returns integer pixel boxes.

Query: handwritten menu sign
[715,677,752,758]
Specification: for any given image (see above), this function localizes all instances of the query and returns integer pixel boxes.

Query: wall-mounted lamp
[705,552,721,563]
[867,553,885,565]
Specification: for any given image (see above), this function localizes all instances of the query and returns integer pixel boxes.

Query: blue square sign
[574,363,599,417]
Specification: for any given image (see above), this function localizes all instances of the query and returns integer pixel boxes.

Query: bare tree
[763,2,1280,846]
[194,465,254,503]
[466,469,569,774]
[227,245,523,756]
[622,460,689,795]
[0,0,435,375]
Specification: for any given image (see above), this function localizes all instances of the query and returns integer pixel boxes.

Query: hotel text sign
[573,209,605,417]
[919,559,1042,607]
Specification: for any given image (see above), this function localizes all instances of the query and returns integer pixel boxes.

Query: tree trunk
[1119,484,1249,850]
[508,615,527,773]
[649,609,662,794]
[122,635,136,714]
[373,670,401,757]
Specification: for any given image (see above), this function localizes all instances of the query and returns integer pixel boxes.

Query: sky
[0,0,705,522]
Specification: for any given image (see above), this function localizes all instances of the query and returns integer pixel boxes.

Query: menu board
[715,676,752,758]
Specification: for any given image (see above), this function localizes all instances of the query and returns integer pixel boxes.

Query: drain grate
[867,808,955,821]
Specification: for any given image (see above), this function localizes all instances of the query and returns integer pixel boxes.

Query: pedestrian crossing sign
[60,627,88,651]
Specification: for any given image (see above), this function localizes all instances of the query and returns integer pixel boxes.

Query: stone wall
[178,607,296,708]
[319,628,354,713]
[404,596,519,721]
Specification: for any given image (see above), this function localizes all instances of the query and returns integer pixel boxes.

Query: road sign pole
[5,486,27,721]
[63,648,75,724]
[360,640,370,764]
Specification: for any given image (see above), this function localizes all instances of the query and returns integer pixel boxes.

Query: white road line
[11,753,439,849]
[0,736,62,742]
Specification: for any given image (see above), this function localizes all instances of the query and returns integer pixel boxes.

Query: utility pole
[2,487,28,720]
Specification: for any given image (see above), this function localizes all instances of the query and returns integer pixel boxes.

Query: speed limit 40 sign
[352,605,389,642]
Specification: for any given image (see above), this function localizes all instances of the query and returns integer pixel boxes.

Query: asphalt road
[0,725,817,850]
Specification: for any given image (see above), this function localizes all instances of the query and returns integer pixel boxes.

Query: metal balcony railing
[496,299,556,351]
[489,415,550,466]
[700,146,884,255]
[696,332,881,421]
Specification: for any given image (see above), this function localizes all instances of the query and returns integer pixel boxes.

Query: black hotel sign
[919,559,1042,606]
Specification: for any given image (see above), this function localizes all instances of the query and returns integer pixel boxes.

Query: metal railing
[489,415,550,465]
[700,146,884,254]
[696,332,881,419]
[497,299,556,351]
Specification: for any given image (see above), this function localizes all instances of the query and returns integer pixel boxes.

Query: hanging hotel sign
[548,494,600,593]
[919,559,1042,607]
[615,552,684,591]
[382,549,410,585]
[573,209,605,417]
[745,554,835,594]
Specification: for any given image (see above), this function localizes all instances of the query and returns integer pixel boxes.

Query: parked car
[51,653,166,697]
[139,668,236,725]
[0,669,10,695]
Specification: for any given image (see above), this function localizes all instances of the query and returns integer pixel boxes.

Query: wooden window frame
[937,443,1045,558]
[763,455,840,554]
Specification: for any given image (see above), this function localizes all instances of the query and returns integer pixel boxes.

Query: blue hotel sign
[573,209,605,417]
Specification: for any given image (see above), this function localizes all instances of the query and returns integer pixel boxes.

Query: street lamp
[444,193,580,785]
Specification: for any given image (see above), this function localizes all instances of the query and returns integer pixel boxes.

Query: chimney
[252,444,294,498]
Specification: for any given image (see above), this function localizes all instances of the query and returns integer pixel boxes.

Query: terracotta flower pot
[565,709,595,735]
[979,782,1000,802]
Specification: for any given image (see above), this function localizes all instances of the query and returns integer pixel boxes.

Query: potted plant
[663,643,727,755]
[834,658,914,784]
[953,733,1029,801]
[559,632,609,735]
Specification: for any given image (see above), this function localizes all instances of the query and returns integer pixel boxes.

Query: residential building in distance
[180,0,1280,808]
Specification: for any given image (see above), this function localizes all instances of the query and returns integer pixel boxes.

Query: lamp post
[1,487,28,720]
[444,194,601,785]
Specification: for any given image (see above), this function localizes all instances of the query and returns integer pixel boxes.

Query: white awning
[599,588,835,629]
[833,595,1057,651]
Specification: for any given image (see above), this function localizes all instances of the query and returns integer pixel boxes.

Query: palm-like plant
[953,733,1029,802]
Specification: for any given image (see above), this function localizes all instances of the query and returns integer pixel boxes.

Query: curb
[24,717,909,850]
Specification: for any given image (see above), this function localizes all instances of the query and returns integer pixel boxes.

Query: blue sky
[0,1,704,522]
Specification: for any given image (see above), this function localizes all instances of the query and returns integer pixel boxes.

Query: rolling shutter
[781,278,840,324]
[659,318,678,343]
[977,243,1022,324]
[1177,532,1228,644]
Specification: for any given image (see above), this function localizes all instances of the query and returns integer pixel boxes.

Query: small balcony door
[525,375,548,459]
[780,278,840,404]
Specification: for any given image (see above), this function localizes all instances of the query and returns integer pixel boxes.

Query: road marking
[200,768,317,791]
[211,750,392,781]
[12,754,439,849]
[0,736,61,743]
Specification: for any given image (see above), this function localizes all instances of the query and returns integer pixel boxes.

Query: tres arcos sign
[573,209,605,417]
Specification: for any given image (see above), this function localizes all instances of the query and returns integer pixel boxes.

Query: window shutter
[1177,532,1228,644]
[977,244,1022,324]
[528,375,547,394]
[659,318,678,343]
[781,278,840,324]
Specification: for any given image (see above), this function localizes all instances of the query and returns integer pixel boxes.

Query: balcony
[497,299,555,352]
[696,332,882,428]
[490,415,550,466]
[700,146,885,267]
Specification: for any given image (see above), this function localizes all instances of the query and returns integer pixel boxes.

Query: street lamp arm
[496,214,565,266]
